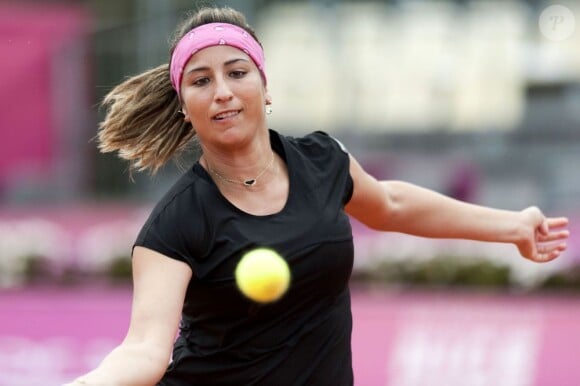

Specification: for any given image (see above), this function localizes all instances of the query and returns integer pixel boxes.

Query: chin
[216,127,253,147]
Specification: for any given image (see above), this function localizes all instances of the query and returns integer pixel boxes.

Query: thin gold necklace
[207,151,275,188]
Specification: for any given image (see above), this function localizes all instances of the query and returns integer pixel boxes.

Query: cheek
[183,94,210,118]
[242,87,267,111]
[183,108,207,129]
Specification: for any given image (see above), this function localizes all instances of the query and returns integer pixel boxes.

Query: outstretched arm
[345,155,569,263]
[64,247,192,385]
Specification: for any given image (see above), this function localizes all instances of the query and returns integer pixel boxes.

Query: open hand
[516,206,569,263]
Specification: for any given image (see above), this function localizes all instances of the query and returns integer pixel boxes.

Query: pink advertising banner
[1,287,579,386]
[0,4,89,184]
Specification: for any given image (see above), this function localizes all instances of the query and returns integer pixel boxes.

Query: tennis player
[65,6,569,386]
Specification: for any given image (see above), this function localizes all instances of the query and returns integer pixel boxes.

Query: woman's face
[180,45,270,150]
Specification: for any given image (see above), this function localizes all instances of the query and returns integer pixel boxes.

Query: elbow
[122,341,172,385]
[151,361,170,383]
[143,344,172,381]
[347,180,402,231]
[356,186,400,232]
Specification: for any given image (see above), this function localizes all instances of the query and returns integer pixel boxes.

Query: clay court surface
[1,285,580,386]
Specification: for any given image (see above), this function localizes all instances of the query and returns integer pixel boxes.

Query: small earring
[265,105,272,115]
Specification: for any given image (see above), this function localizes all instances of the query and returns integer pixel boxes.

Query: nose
[214,77,233,102]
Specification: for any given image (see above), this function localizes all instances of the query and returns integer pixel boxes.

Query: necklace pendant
[244,179,256,187]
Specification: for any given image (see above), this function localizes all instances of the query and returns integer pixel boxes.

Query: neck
[203,151,276,189]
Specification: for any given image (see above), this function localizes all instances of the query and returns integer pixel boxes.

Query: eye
[192,77,209,87]
[230,70,247,79]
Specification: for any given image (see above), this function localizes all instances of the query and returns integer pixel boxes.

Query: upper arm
[344,154,392,230]
[123,246,193,361]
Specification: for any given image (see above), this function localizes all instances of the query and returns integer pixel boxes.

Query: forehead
[184,45,252,69]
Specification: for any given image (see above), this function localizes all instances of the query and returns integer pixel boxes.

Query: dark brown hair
[97,6,260,175]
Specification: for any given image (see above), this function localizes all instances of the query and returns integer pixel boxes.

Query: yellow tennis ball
[235,248,291,303]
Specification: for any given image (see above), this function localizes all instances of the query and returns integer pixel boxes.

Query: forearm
[70,342,169,386]
[382,180,523,243]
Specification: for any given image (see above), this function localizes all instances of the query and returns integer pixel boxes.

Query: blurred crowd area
[1,0,579,289]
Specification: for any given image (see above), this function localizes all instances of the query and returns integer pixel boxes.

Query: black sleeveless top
[135,130,355,386]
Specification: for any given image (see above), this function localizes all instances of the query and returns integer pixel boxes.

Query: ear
[265,92,272,106]
[181,105,191,123]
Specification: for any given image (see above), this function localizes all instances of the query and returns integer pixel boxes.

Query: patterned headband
[170,22,266,99]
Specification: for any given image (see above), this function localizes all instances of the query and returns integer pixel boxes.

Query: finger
[537,243,567,254]
[539,220,550,236]
[533,242,567,262]
[547,217,569,228]
[534,249,561,263]
[532,244,567,264]
[556,242,568,252]
[538,230,570,242]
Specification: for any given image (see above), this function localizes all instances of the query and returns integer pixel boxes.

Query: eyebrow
[185,58,249,75]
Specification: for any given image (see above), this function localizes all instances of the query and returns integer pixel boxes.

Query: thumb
[538,219,550,236]
[525,206,548,236]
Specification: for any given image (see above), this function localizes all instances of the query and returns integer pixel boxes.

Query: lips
[213,110,241,120]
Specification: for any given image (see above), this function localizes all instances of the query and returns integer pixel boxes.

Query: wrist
[511,206,542,246]
[511,210,529,245]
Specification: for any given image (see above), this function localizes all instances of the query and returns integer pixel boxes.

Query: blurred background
[1,0,579,385]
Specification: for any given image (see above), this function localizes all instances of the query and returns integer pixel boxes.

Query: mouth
[213,109,241,121]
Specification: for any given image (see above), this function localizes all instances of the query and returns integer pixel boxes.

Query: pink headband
[170,22,266,98]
